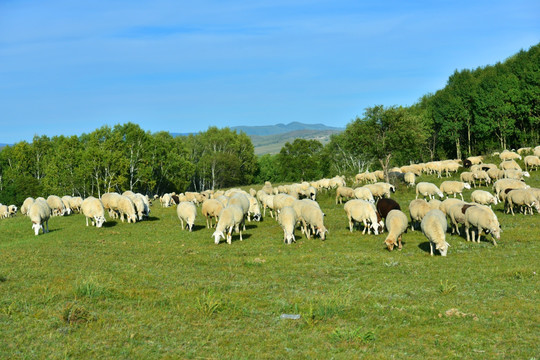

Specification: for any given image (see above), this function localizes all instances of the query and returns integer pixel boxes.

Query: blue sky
[1,0,539,143]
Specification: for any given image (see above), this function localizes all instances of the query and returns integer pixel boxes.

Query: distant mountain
[231,122,343,136]
[0,143,10,150]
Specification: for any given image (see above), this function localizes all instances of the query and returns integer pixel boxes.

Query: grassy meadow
[1,166,539,359]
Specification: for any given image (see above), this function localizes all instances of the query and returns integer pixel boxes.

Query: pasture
[1,172,539,359]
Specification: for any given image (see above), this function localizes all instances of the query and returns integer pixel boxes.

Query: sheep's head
[523,171,530,178]
[32,222,42,236]
[285,233,295,245]
[212,230,224,244]
[384,237,396,251]
[94,216,106,228]
[437,241,450,256]
[437,192,444,198]
[463,183,471,190]
[252,213,262,222]
[316,226,328,240]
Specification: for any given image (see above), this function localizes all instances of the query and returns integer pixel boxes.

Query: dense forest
[1,43,538,204]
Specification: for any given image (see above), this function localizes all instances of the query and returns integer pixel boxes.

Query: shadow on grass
[418,241,431,254]
[103,221,117,228]
[144,216,160,222]
[234,233,252,242]
[244,224,258,230]
[190,224,206,232]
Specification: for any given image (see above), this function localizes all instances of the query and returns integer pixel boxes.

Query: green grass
[0,171,539,359]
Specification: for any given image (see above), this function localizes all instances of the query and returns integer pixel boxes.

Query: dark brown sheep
[376,198,401,219]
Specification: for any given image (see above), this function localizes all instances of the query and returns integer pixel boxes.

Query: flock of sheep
[1,146,539,257]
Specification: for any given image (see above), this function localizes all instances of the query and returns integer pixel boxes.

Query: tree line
[1,43,538,204]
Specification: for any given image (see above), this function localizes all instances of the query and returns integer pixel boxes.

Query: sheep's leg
[430,242,434,256]
[239,229,243,241]
[349,218,353,232]
[362,220,367,234]
[459,193,463,201]
[45,220,49,233]
[86,217,89,227]
[465,226,470,242]
[397,235,402,250]
[206,217,210,229]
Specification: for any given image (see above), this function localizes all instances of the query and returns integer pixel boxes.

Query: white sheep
[447,203,476,235]
[487,168,505,181]
[81,197,106,228]
[364,182,395,200]
[28,199,51,235]
[278,206,298,244]
[273,193,296,212]
[493,179,529,199]
[439,198,466,215]
[335,186,355,204]
[101,192,122,219]
[524,155,540,171]
[353,187,375,203]
[246,194,262,221]
[300,203,327,240]
[460,171,476,187]
[61,196,73,215]
[212,205,245,244]
[421,209,449,256]
[177,201,197,231]
[470,190,498,207]
[384,209,408,251]
[499,150,521,161]
[0,205,8,218]
[343,199,381,235]
[499,160,522,171]
[201,199,224,228]
[69,196,83,213]
[123,192,146,220]
[506,189,540,215]
[467,156,484,165]
[260,194,275,218]
[403,172,416,187]
[503,170,530,181]
[464,205,501,245]
[7,205,17,217]
[472,170,491,187]
[21,197,35,216]
[439,181,471,201]
[117,195,137,223]
[47,195,66,216]
[416,182,444,200]
[160,193,173,207]
[408,199,436,231]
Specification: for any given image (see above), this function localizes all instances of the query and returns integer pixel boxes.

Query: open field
[1,171,539,359]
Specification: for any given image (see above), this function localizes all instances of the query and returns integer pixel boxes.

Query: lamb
[403,172,416,187]
[335,186,355,204]
[470,190,498,207]
[47,195,66,216]
[201,199,224,228]
[416,182,444,200]
[212,205,245,244]
[464,205,501,245]
[499,160,522,171]
[409,199,433,231]
[300,203,327,240]
[376,198,401,220]
[384,209,408,251]
[177,201,197,231]
[439,181,471,201]
[28,199,51,235]
[524,155,540,171]
[506,189,540,215]
[81,197,106,228]
[277,206,298,244]
[117,195,137,223]
[344,199,382,235]
[421,209,449,256]
[447,203,476,235]
[21,197,35,216]
[353,187,375,203]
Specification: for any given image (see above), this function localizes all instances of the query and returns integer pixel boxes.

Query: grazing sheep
[123,192,146,221]
[416,182,444,200]
[472,170,491,187]
[69,196,83,213]
[376,198,401,220]
[353,187,375,203]
[160,193,173,207]
[524,155,540,171]
[101,192,122,219]
[439,198,465,215]
[384,209,408,251]
[201,199,224,228]
[278,206,298,244]
[503,170,530,181]
[364,182,395,200]
[404,172,416,187]
[260,194,275,218]
[499,150,521,161]
[28,199,51,235]
[61,196,73,215]
[421,209,449,256]
[493,179,529,199]
[506,189,540,215]
[212,205,245,244]
[429,199,442,210]
[21,197,35,216]
[460,172,476,187]
[246,195,262,221]
[487,168,505,181]
[7,205,17,217]
[335,186,355,204]
[439,181,471,201]
[517,147,532,155]
[177,201,197,231]
[447,203,476,235]
[47,195,66,216]
[344,199,382,235]
[300,203,327,240]
[470,190,498,208]
[464,205,501,245]
[409,199,432,231]
[81,197,106,228]
[467,156,484,165]
[273,193,296,212]
[0,205,8,218]
[117,195,137,223]
[499,160,522,171]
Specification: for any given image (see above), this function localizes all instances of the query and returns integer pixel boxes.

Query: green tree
[277,139,325,182]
